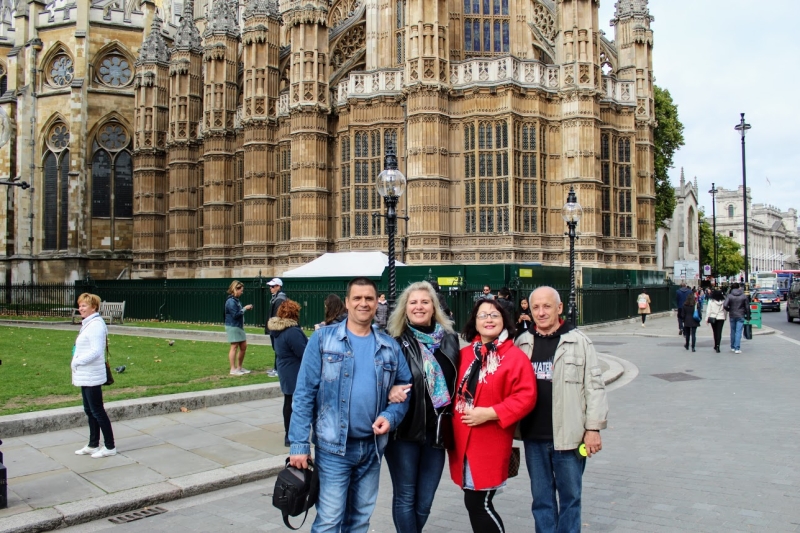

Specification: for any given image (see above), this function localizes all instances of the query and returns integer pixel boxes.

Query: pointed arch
[93,41,136,88]
[330,21,366,84]
[38,42,75,90]
[40,114,71,251]
[88,115,134,223]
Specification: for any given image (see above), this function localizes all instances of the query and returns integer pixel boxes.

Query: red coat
[448,339,536,490]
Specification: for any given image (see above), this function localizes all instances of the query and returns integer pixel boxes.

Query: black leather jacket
[392,328,460,443]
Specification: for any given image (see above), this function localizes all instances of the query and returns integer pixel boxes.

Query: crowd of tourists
[674,281,750,354]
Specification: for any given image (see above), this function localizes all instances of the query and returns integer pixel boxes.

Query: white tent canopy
[282,252,405,279]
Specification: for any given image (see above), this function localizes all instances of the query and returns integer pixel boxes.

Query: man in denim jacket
[289,277,412,532]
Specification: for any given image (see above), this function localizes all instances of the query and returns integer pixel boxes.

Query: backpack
[637,296,647,309]
[272,458,319,530]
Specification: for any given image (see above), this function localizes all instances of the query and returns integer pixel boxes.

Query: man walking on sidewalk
[675,282,692,335]
[724,282,748,354]
[288,277,412,533]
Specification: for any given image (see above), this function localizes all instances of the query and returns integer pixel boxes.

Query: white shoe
[75,445,99,455]
[230,369,244,375]
[266,369,279,377]
[91,446,117,458]
[730,348,735,352]
[238,367,252,374]
[641,323,645,327]
[734,350,741,354]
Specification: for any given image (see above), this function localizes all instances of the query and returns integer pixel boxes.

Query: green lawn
[0,327,278,416]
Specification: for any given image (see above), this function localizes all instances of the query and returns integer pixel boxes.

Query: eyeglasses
[476,313,501,320]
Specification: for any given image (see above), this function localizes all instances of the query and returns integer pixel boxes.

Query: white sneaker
[731,348,735,352]
[641,323,645,327]
[734,349,741,354]
[230,369,244,375]
[91,446,117,458]
[238,367,252,374]
[75,445,99,455]
[266,369,279,377]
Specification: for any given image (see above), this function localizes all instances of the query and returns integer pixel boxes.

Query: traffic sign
[703,265,711,276]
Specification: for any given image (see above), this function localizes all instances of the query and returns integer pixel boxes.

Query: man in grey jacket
[514,286,609,533]
[724,282,749,353]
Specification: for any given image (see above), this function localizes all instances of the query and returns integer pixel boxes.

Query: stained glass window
[92,150,111,218]
[97,53,132,88]
[49,55,74,87]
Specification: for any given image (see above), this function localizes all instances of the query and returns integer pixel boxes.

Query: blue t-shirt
[346,329,378,439]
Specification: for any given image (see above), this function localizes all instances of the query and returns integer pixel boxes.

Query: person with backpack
[636,289,651,327]
[680,293,701,352]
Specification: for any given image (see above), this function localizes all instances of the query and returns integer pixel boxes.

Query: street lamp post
[0,178,30,189]
[376,150,407,313]
[709,182,718,283]
[561,186,582,327]
[735,113,751,295]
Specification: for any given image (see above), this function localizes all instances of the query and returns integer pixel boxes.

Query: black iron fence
[0,280,676,330]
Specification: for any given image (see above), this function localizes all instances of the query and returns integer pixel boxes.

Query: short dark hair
[461,298,516,341]
[346,277,378,298]
[498,287,511,299]
[731,282,740,289]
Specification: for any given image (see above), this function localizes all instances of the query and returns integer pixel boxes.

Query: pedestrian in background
[723,282,748,354]
[73,293,117,458]
[496,287,515,317]
[265,278,287,377]
[516,297,532,337]
[375,293,389,330]
[680,293,700,352]
[224,281,253,376]
[636,288,651,327]
[705,290,727,353]
[384,281,460,533]
[268,299,308,447]
[675,282,692,335]
[314,293,348,330]
[450,298,536,533]
[477,285,494,301]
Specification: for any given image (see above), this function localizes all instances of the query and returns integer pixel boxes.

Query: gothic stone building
[0,0,658,282]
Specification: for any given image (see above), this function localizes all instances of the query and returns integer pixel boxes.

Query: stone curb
[598,354,624,385]
[577,311,673,330]
[0,457,287,533]
[0,383,284,438]
[589,325,777,339]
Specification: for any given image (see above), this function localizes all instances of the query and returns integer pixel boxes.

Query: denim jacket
[289,319,412,457]
[224,296,244,328]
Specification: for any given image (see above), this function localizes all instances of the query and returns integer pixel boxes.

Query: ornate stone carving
[172,0,202,52]
[137,16,169,65]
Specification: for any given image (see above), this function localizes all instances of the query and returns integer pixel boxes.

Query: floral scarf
[410,323,451,410]
[454,329,508,413]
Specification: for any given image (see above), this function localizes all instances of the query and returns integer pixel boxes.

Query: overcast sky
[597,0,800,215]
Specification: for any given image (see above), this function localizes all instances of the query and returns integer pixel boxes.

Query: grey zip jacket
[515,327,609,450]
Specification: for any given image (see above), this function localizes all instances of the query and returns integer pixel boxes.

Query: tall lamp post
[561,186,582,327]
[709,182,718,283]
[376,150,407,313]
[735,113,751,295]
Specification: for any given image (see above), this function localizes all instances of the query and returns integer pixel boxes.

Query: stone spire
[204,0,239,37]
[694,176,698,193]
[243,0,279,19]
[138,16,169,64]
[614,0,651,18]
[173,0,202,52]
[680,167,685,188]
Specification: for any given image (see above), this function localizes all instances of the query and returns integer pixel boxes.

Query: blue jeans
[524,439,586,533]
[729,317,744,350]
[384,429,446,533]
[312,437,382,533]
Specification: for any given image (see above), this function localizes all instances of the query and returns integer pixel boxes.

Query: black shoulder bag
[272,458,319,530]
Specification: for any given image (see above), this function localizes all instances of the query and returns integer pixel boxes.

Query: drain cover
[652,372,702,382]
[108,506,168,524]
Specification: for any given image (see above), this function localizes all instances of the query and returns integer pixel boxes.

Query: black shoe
[679,330,683,335]
[715,346,720,353]
[691,348,696,352]
[684,344,689,350]
[284,437,290,447]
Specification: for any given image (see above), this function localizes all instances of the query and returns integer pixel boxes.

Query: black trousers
[282,394,293,436]
[711,320,725,349]
[683,327,697,349]
[464,489,504,532]
[641,313,647,324]
[81,385,115,449]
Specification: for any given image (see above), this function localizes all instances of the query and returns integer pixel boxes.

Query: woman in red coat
[449,298,537,532]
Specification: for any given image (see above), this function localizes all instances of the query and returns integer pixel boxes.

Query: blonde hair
[227,280,244,295]
[386,281,455,337]
[77,293,101,311]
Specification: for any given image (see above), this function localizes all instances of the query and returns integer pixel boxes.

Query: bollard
[0,438,6,509]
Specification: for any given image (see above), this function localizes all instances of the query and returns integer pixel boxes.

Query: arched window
[661,235,669,269]
[91,122,133,221]
[47,52,74,88]
[43,122,70,250]
[728,204,734,218]
[464,0,509,57]
[95,50,133,88]
[687,207,695,253]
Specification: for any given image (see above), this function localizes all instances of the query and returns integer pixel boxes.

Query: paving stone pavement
[6,315,800,532]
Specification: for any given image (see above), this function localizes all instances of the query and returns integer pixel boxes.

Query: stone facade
[656,168,699,281]
[0,0,660,282]
[708,185,799,272]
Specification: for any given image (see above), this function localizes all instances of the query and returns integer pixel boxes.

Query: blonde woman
[73,293,116,458]
[385,281,460,533]
[225,280,253,375]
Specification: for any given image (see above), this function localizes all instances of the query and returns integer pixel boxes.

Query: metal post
[385,193,398,312]
[735,113,751,297]
[709,183,718,282]
[568,220,577,326]
[0,438,6,509]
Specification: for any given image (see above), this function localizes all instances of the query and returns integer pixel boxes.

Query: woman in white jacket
[72,293,116,458]
[704,290,728,354]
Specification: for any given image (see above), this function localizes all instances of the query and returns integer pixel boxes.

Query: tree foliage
[699,214,744,278]
[653,86,685,228]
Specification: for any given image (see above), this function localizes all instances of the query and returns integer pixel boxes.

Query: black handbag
[743,323,753,340]
[508,446,521,478]
[272,458,319,530]
[103,340,114,386]
[432,410,454,450]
